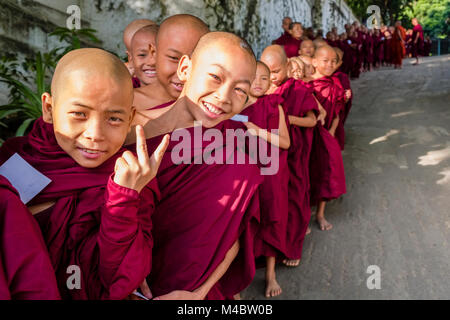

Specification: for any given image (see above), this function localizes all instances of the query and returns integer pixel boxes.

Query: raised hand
[114,125,169,193]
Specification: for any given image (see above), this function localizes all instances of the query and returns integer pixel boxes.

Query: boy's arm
[154,240,240,300]
[244,105,290,150]
[329,114,339,137]
[288,110,317,128]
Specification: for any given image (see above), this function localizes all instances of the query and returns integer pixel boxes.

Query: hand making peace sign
[114,125,170,193]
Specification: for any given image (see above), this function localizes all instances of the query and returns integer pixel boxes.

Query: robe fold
[273,31,292,46]
[136,119,263,300]
[240,94,289,259]
[0,117,159,300]
[0,175,60,300]
[309,77,346,205]
[332,71,352,150]
[274,79,319,260]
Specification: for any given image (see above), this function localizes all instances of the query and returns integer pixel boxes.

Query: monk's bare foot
[265,278,282,298]
[316,216,333,231]
[233,293,242,300]
[282,259,300,267]
[306,226,311,235]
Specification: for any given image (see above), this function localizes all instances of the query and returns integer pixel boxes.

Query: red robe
[274,31,292,46]
[240,94,289,259]
[332,71,352,150]
[134,119,263,299]
[274,78,319,260]
[283,37,302,58]
[412,24,424,57]
[309,76,346,204]
[392,26,406,66]
[0,175,60,300]
[0,118,159,300]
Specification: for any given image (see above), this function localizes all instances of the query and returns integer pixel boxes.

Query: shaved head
[157,14,209,47]
[333,47,343,62]
[192,31,255,63]
[313,38,327,49]
[51,48,133,104]
[261,45,287,65]
[314,45,337,59]
[260,45,289,86]
[123,19,157,51]
[131,24,159,51]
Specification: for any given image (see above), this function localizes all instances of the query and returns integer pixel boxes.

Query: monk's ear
[41,92,53,124]
[177,55,191,82]
[149,43,156,58]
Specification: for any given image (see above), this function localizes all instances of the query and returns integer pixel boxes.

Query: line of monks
[0,13,405,300]
[274,17,429,76]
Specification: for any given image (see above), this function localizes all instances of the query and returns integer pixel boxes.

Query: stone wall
[0,0,358,102]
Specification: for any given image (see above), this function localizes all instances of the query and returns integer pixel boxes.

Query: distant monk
[410,18,424,65]
[273,17,293,46]
[391,21,406,69]
[283,22,303,58]
[122,19,157,88]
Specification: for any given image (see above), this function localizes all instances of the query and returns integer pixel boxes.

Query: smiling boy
[0,48,168,300]
[129,32,264,300]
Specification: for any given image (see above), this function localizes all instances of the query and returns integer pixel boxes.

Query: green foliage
[401,0,450,38]
[0,27,101,139]
[346,0,449,38]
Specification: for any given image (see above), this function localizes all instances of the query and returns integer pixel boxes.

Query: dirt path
[243,55,450,300]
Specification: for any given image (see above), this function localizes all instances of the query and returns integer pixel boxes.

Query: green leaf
[15,118,34,136]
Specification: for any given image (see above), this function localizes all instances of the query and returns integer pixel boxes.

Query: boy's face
[43,72,134,168]
[130,32,157,85]
[180,42,255,128]
[299,40,314,57]
[288,60,304,80]
[291,24,303,40]
[262,55,288,88]
[156,25,202,99]
[313,49,337,77]
[250,64,270,97]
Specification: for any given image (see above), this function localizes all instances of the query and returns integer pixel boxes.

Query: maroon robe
[309,77,346,204]
[332,71,352,150]
[274,78,319,260]
[273,31,292,46]
[283,37,302,58]
[134,118,263,299]
[240,94,289,259]
[412,24,424,57]
[0,118,159,300]
[0,175,60,300]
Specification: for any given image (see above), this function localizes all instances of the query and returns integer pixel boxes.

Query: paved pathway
[243,55,450,300]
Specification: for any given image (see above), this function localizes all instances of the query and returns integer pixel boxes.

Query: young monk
[240,61,290,298]
[127,32,264,300]
[298,39,315,58]
[0,48,169,300]
[0,176,60,299]
[332,47,352,150]
[283,22,303,58]
[132,14,209,125]
[123,19,157,87]
[298,55,315,80]
[261,45,319,267]
[287,57,305,80]
[309,45,347,231]
[128,25,159,87]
